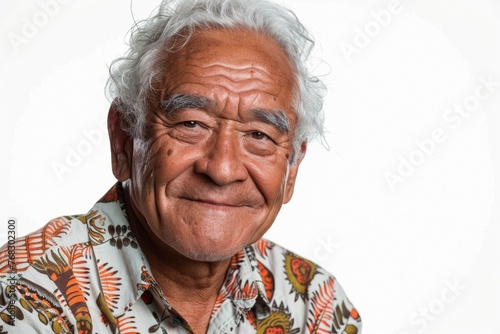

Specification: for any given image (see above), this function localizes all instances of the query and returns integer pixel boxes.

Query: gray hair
[106,0,326,160]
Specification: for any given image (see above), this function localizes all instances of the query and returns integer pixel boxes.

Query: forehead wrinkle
[203,77,278,95]
[177,73,288,101]
[183,63,281,85]
[199,63,275,80]
[169,76,284,99]
[168,68,282,99]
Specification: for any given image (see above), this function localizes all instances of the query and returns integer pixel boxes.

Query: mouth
[181,196,243,209]
[176,188,264,210]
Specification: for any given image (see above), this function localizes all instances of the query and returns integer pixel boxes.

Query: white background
[1,0,499,333]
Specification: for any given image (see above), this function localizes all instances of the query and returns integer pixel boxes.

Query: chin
[175,243,245,263]
[187,252,233,263]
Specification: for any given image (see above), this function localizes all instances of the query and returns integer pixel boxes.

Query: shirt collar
[87,183,154,319]
[223,246,272,321]
[86,183,271,319]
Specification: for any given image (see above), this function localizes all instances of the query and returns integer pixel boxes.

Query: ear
[283,142,307,204]
[108,103,132,182]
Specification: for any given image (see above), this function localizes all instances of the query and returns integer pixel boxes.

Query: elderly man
[0,0,361,333]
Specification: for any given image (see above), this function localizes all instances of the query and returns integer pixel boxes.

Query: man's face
[122,29,304,262]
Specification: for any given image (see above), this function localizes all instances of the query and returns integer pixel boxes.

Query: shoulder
[251,239,362,333]
[0,212,91,275]
[0,184,127,277]
[0,213,94,333]
[251,239,336,300]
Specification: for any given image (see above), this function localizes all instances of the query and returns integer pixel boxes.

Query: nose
[194,130,249,186]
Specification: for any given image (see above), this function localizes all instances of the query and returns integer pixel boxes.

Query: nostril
[193,154,248,186]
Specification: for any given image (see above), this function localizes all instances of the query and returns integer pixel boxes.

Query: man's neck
[123,185,230,332]
[137,226,229,333]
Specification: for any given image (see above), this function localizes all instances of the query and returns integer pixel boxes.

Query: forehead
[177,28,291,70]
[161,28,296,112]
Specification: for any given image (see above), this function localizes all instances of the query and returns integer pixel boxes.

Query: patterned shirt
[0,184,361,333]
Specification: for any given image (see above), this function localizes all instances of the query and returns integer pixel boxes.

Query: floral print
[0,183,361,333]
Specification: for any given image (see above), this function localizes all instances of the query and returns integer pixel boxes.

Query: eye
[181,121,199,128]
[243,130,278,156]
[250,131,270,141]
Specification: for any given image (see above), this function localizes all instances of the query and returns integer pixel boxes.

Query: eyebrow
[160,94,291,133]
[250,108,291,134]
[160,94,212,115]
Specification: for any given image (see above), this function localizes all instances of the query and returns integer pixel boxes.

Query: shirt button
[170,317,181,326]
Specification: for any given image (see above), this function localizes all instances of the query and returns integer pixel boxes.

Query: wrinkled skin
[109,28,306,263]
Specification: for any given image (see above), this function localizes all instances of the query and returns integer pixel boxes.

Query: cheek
[248,158,289,203]
[138,141,202,188]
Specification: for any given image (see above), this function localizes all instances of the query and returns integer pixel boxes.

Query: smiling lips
[186,197,244,208]
[176,184,264,209]
[179,189,264,210]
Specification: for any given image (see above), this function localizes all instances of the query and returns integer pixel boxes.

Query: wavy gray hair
[107,0,326,160]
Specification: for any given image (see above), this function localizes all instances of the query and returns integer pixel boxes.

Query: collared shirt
[0,184,361,333]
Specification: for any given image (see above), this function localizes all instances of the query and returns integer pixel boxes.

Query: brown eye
[251,131,269,141]
[182,121,198,128]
